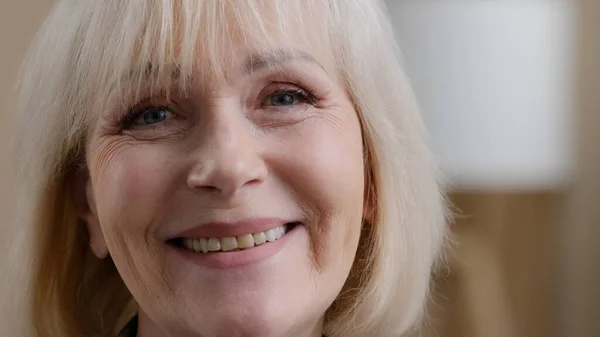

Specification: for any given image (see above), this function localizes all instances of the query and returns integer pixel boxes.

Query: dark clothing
[120,316,327,337]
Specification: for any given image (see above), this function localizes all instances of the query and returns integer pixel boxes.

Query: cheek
[274,113,364,208]
[268,110,365,267]
[88,141,189,311]
[89,143,183,249]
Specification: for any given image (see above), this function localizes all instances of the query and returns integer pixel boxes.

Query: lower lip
[170,225,301,269]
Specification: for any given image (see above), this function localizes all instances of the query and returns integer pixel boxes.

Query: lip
[169,223,302,269]
[170,217,293,239]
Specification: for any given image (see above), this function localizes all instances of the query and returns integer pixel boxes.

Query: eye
[134,108,173,125]
[268,92,298,106]
[263,89,315,107]
[122,106,175,129]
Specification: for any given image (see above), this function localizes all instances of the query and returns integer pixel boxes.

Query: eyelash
[120,103,168,129]
[257,85,318,109]
[119,84,318,130]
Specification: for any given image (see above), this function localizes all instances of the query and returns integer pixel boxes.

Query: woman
[2,1,447,336]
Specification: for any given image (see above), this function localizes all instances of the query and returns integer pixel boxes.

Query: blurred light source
[387,1,575,190]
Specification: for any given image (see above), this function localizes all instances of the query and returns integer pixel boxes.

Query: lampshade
[387,1,575,190]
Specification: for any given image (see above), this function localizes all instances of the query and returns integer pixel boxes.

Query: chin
[159,289,315,337]
[196,308,300,337]
[152,225,321,336]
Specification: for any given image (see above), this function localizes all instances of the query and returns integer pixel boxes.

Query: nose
[186,113,267,199]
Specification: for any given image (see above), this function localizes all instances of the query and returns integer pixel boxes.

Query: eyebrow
[242,49,325,74]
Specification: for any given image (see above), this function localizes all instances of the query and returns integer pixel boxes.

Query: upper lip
[169,217,295,239]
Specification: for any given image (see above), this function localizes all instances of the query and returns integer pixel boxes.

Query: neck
[136,311,326,337]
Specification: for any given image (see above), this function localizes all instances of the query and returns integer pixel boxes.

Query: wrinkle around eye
[87,137,132,182]
[119,116,193,142]
[306,106,354,137]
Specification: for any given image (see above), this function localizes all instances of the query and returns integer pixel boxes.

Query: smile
[168,222,301,254]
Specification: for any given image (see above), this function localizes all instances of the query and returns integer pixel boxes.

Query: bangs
[70,0,338,121]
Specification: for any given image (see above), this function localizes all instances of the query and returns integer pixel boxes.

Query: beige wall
[561,0,600,336]
[0,2,54,247]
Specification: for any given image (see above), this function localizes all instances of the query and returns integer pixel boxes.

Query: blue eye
[269,93,298,106]
[264,88,316,107]
[131,108,173,126]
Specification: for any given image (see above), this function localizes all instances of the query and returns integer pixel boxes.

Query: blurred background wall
[0,0,56,256]
[386,1,600,337]
[0,1,598,336]
[562,0,600,335]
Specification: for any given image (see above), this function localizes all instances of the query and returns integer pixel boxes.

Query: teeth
[220,237,238,252]
[200,238,209,253]
[192,240,202,252]
[180,224,290,253]
[237,234,255,249]
[253,232,267,245]
[208,238,221,252]
[265,228,278,242]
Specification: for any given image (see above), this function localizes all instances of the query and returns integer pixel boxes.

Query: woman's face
[79,25,365,337]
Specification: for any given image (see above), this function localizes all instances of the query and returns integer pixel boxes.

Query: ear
[71,168,109,259]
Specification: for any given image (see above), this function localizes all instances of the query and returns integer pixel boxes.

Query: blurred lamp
[387,1,575,190]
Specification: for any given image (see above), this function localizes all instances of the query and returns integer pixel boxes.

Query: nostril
[245,178,263,186]
[201,184,238,198]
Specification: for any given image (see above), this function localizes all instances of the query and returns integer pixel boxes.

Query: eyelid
[120,100,176,129]
[257,65,331,96]
[256,82,318,108]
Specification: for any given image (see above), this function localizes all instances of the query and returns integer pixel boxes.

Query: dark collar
[120,316,326,337]
[120,315,138,337]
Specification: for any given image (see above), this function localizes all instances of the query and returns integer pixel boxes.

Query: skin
[75,34,365,337]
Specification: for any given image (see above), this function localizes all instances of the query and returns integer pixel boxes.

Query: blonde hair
[2,1,447,336]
